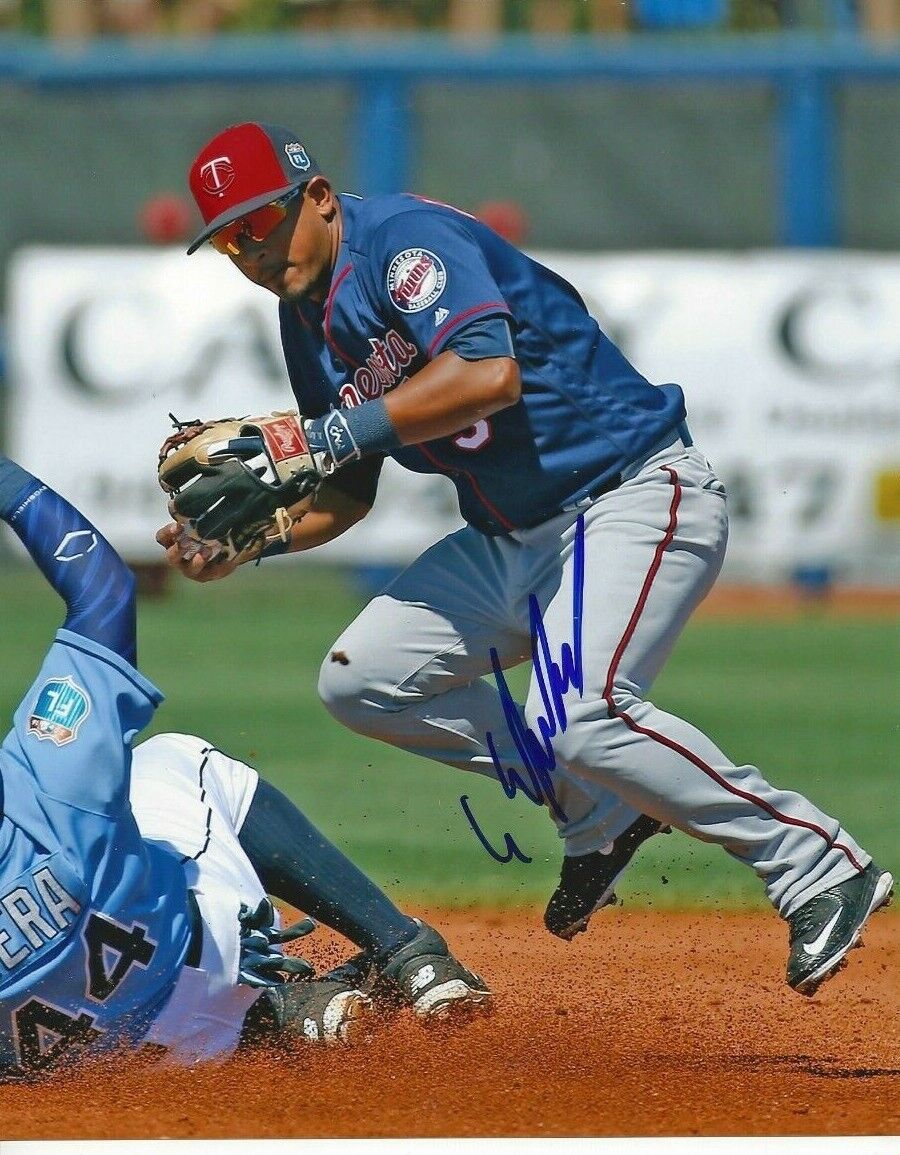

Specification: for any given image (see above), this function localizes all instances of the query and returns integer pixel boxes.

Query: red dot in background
[474,200,530,246]
[138,193,193,245]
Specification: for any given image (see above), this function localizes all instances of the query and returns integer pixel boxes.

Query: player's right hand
[155,522,254,582]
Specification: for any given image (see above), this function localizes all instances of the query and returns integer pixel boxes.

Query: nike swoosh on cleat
[802,908,843,956]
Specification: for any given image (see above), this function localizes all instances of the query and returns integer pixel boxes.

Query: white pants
[130,733,267,1065]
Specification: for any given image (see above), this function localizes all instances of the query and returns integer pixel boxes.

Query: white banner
[7,247,900,581]
[543,250,900,583]
[6,246,460,566]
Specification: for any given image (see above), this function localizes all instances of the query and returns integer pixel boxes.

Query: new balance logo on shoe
[409,964,435,994]
[378,920,492,1020]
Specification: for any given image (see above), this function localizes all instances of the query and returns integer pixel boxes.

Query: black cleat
[378,920,492,1021]
[321,922,493,1022]
[786,862,893,996]
[321,950,375,991]
[545,815,669,940]
[243,978,372,1045]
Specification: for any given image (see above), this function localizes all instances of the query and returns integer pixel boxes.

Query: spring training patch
[27,677,91,746]
[387,248,447,313]
[285,143,311,171]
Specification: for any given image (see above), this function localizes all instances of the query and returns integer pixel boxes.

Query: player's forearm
[0,455,137,664]
[272,483,372,555]
[303,352,520,469]
[384,351,520,445]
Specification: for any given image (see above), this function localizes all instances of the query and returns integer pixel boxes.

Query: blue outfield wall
[0,32,898,248]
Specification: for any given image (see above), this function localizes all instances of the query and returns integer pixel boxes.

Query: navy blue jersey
[0,630,190,1075]
[280,193,685,535]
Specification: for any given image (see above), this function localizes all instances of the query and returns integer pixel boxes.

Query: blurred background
[0,1,897,911]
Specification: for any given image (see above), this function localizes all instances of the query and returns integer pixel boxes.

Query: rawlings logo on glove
[157,411,323,564]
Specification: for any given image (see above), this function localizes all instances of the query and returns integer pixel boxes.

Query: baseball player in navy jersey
[0,451,489,1076]
[160,121,892,996]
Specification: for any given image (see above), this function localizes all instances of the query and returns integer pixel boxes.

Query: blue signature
[460,513,585,863]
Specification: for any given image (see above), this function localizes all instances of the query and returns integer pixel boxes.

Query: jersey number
[452,419,492,452]
[85,913,156,1002]
[13,1000,103,1073]
[10,914,157,1073]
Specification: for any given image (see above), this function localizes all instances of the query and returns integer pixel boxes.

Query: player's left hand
[155,521,257,582]
[157,411,321,567]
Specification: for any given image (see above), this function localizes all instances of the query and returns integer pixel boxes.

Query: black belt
[558,471,624,516]
[519,421,693,532]
[518,472,622,531]
[579,472,622,504]
[185,889,203,969]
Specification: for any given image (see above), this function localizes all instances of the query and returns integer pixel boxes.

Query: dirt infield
[696,583,900,619]
[1,907,896,1140]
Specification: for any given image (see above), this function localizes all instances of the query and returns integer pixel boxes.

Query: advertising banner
[7,247,899,581]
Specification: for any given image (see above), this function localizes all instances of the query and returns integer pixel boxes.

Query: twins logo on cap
[187,123,324,254]
[199,156,236,198]
[387,248,447,313]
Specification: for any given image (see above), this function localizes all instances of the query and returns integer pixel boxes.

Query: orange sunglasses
[209,187,303,255]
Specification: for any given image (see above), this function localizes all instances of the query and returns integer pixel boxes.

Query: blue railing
[0,32,899,245]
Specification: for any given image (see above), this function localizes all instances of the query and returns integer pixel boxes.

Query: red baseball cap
[186,122,323,254]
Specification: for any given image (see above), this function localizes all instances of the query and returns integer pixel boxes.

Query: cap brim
[186,178,305,254]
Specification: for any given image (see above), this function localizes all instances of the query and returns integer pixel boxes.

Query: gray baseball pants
[318,433,869,916]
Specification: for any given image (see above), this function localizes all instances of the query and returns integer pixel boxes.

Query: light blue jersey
[0,629,191,1075]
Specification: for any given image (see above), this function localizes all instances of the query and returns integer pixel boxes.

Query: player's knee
[318,653,410,738]
[317,655,371,732]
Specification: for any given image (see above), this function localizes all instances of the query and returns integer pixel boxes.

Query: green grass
[0,563,896,911]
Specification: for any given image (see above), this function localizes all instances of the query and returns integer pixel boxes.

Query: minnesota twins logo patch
[387,248,447,313]
[27,677,91,746]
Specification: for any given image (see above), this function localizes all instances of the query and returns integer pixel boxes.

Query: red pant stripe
[602,465,864,874]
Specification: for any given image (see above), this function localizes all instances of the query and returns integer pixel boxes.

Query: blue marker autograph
[461,513,586,863]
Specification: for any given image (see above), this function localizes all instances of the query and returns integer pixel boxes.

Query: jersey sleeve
[370,208,513,361]
[443,314,516,361]
[2,629,164,817]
